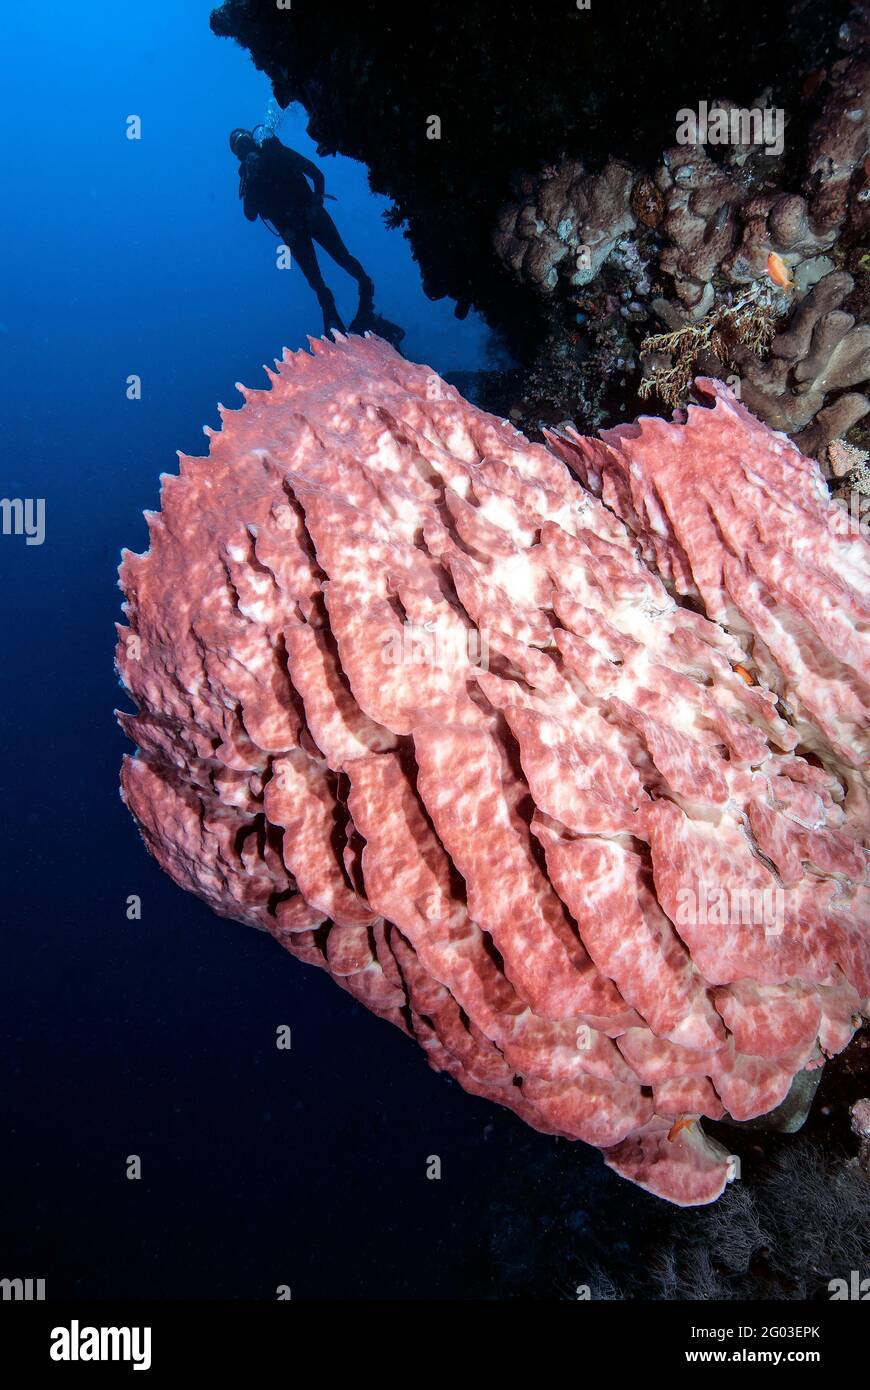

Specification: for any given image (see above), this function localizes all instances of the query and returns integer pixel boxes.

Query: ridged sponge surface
[116,334,869,1205]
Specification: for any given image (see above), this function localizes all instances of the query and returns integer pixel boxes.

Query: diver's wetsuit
[240,137,372,330]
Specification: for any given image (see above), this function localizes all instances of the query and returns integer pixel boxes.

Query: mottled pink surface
[116,335,869,1205]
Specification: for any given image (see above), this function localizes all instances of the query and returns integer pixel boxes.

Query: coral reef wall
[494,8,870,474]
[210,0,849,330]
[211,0,869,507]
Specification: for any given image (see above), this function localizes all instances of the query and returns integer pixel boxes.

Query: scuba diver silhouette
[230,129,404,344]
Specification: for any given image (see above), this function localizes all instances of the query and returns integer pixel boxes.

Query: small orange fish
[767,251,793,289]
[733,663,755,686]
[667,1115,698,1142]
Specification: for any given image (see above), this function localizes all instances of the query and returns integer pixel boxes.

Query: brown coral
[492,9,870,455]
[806,55,870,233]
[494,158,636,296]
[630,175,664,228]
[731,271,870,457]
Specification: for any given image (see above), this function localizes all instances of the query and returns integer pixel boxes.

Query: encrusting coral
[732,271,870,455]
[495,159,636,297]
[492,4,870,468]
[116,333,870,1208]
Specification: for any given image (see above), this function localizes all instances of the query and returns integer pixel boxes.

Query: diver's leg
[284,230,345,333]
[309,208,374,310]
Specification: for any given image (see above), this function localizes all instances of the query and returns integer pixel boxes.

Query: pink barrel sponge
[116,334,870,1205]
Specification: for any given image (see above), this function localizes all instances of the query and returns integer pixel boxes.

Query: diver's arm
[292,151,327,202]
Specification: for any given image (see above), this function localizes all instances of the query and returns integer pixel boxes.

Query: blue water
[0,3,626,1300]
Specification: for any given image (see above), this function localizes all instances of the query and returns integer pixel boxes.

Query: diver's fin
[349,310,405,347]
[320,293,346,336]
